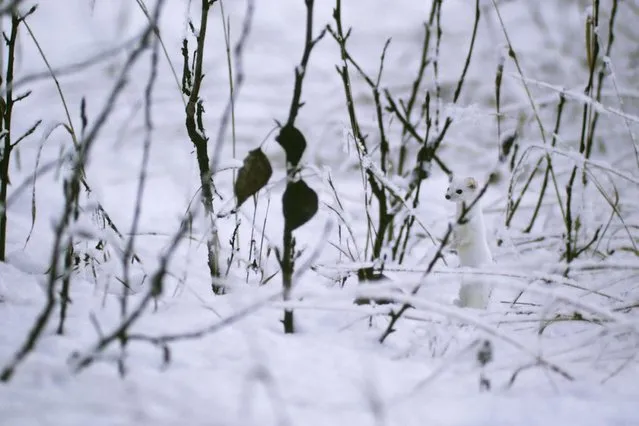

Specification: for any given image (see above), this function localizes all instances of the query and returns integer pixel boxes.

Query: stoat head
[445,176,478,203]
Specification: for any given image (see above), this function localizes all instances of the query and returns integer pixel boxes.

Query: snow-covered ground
[1,0,639,424]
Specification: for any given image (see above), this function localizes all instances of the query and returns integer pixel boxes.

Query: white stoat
[445,176,493,309]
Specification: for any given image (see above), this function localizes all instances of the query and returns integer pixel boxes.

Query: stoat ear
[465,177,477,190]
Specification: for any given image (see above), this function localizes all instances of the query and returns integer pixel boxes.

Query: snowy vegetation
[1,0,639,424]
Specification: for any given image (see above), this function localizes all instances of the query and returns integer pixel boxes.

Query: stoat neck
[456,200,482,223]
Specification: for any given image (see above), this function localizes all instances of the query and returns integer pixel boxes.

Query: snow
[2,0,639,425]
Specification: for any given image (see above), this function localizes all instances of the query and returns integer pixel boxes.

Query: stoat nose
[445,194,451,200]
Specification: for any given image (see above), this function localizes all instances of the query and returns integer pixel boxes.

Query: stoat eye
[456,189,463,194]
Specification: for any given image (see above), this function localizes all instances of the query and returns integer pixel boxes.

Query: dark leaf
[499,131,518,163]
[276,125,307,167]
[282,179,318,231]
[80,97,88,136]
[234,148,273,207]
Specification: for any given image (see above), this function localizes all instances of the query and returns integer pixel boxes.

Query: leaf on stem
[276,124,306,167]
[234,148,273,207]
[282,179,318,231]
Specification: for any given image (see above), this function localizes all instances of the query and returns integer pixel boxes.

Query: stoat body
[445,176,493,309]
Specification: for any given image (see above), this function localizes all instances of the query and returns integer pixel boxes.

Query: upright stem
[56,243,74,334]
[331,0,389,265]
[184,0,221,289]
[398,0,439,176]
[524,93,566,233]
[279,0,325,333]
[281,226,294,333]
[0,13,19,261]
[285,0,319,128]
